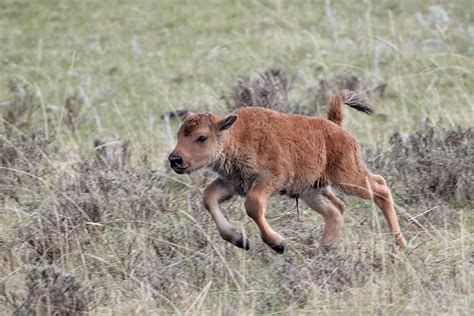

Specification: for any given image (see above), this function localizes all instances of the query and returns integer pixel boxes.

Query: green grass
[0,0,473,314]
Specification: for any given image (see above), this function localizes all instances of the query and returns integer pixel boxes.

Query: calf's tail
[327,90,374,126]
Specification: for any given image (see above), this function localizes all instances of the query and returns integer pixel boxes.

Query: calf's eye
[196,135,208,143]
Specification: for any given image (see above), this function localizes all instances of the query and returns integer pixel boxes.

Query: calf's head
[168,112,237,174]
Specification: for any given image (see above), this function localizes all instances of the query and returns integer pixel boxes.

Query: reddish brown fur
[327,89,374,126]
[169,91,407,253]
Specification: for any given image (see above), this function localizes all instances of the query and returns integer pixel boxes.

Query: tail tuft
[327,90,374,125]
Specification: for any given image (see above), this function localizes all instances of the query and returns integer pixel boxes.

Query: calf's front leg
[245,178,286,253]
[203,178,249,250]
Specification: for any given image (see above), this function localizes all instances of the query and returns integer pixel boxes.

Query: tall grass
[0,1,472,314]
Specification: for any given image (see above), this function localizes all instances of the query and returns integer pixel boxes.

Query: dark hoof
[234,237,250,251]
[272,243,285,254]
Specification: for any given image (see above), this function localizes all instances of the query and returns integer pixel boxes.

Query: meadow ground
[0,0,473,314]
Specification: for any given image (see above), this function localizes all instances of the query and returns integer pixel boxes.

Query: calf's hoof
[234,236,250,251]
[221,230,250,251]
[271,242,286,254]
[395,233,407,252]
[314,244,334,256]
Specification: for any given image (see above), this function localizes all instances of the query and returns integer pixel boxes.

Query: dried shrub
[161,109,191,120]
[368,124,473,206]
[0,80,39,131]
[0,129,51,205]
[225,68,383,116]
[224,68,309,114]
[245,241,387,310]
[93,139,130,170]
[16,137,184,266]
[308,70,363,112]
[230,68,289,108]
[1,266,93,315]
[0,82,50,204]
[0,129,49,169]
[307,69,389,115]
[20,183,101,264]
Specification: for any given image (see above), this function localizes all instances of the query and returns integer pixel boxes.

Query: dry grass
[0,1,473,314]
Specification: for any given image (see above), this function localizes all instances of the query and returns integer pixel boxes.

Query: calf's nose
[168,153,183,168]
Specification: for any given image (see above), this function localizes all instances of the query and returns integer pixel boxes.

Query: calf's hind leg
[369,174,407,251]
[203,178,249,250]
[337,172,407,251]
[301,187,345,252]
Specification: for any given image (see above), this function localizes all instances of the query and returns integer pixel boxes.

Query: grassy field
[0,0,473,314]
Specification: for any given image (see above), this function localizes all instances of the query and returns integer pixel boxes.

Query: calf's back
[213,107,362,196]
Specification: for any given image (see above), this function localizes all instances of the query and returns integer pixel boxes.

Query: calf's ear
[217,115,237,131]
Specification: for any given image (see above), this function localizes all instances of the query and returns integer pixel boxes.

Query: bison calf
[169,90,407,253]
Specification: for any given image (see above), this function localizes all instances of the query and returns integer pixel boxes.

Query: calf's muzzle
[168,153,184,169]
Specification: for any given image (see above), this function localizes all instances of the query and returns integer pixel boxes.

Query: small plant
[64,92,84,133]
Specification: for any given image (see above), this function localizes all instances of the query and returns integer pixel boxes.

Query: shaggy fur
[169,90,407,253]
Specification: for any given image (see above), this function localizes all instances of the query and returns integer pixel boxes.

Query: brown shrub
[0,129,51,206]
[223,68,384,117]
[368,124,473,206]
[224,68,310,114]
[1,266,93,315]
[271,243,385,307]
[0,80,39,131]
